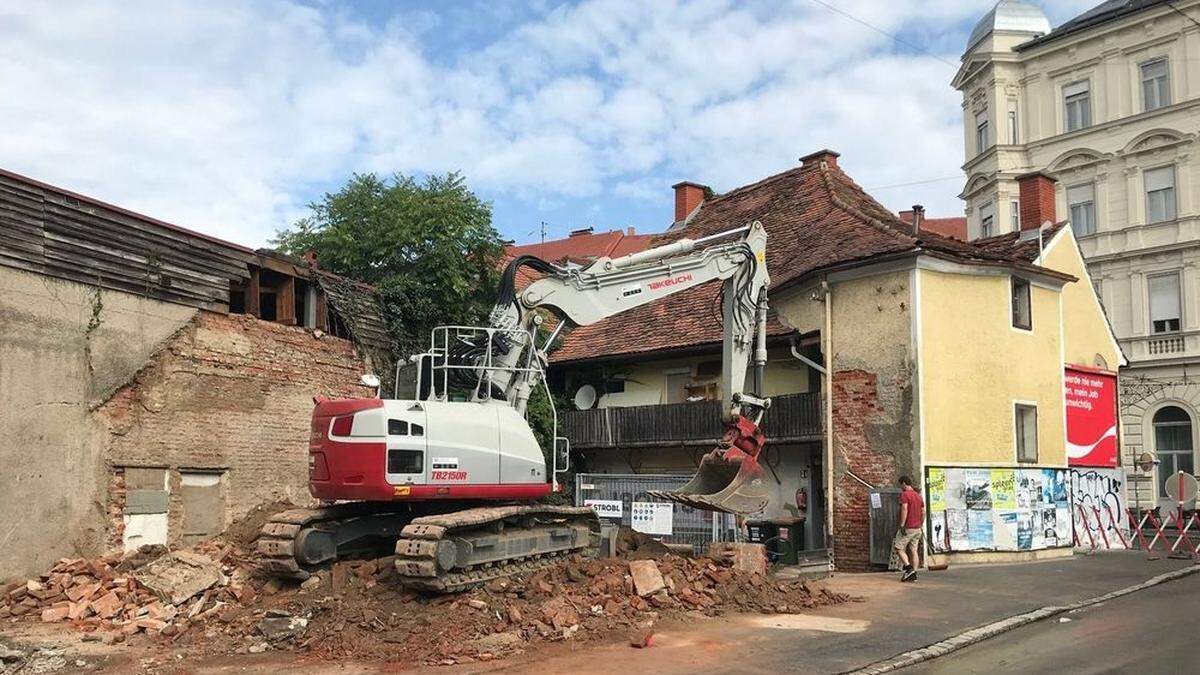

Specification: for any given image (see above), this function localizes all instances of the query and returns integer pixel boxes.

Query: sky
[0,0,1100,248]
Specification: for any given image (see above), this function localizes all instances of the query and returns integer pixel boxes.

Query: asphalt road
[903,571,1200,674]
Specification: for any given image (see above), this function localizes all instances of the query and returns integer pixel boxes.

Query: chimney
[911,205,925,235]
[1016,172,1056,231]
[626,227,636,235]
[799,149,840,169]
[672,181,707,222]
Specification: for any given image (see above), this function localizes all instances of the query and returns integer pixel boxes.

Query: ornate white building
[954,0,1200,506]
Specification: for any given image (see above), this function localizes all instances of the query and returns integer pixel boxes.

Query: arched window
[1153,406,1194,481]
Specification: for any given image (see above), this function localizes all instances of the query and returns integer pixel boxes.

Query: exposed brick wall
[95,311,371,551]
[830,369,898,571]
[105,468,127,552]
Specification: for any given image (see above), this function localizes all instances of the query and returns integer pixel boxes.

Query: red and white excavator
[258,222,772,592]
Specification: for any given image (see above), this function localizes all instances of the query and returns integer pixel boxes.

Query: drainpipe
[822,279,834,561]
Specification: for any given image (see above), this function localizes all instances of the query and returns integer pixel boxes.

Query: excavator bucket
[646,415,771,516]
[647,447,769,515]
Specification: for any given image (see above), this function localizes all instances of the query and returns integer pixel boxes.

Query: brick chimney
[799,149,840,169]
[672,181,707,222]
[1016,172,1057,230]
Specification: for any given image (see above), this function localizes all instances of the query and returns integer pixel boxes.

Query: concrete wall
[97,311,371,551]
[920,268,1066,466]
[0,266,197,576]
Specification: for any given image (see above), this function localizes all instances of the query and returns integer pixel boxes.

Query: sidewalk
[465,551,1194,675]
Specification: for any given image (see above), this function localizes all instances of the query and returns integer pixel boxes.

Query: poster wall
[1064,368,1118,468]
[926,467,1071,553]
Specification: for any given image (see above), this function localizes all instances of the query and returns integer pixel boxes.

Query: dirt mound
[218,501,295,547]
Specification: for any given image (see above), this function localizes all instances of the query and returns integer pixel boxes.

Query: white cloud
[0,0,1034,245]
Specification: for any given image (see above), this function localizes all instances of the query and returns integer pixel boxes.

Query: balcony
[561,392,822,449]
[1123,330,1200,363]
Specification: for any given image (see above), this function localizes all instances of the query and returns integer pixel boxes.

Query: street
[904,569,1200,674]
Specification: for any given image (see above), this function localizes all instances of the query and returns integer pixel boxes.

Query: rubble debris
[135,551,223,605]
[708,542,768,575]
[614,529,673,559]
[258,611,309,642]
[628,560,667,597]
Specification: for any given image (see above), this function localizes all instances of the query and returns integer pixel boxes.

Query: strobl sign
[1064,366,1118,468]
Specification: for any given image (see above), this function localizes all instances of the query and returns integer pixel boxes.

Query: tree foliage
[274,172,505,357]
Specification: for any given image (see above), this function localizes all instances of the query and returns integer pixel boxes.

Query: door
[180,471,224,546]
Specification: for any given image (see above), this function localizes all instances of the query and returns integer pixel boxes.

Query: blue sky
[0,1,1097,247]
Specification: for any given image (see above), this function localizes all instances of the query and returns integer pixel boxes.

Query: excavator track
[394,505,600,593]
[257,502,416,580]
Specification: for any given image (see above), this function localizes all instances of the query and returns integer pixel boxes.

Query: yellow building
[549,152,1123,569]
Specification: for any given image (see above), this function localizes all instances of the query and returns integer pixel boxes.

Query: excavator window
[388,419,409,435]
[411,424,424,437]
[387,449,423,474]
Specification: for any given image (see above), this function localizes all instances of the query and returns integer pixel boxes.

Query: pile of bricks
[0,542,256,641]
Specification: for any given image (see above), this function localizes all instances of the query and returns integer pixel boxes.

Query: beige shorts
[893,527,923,549]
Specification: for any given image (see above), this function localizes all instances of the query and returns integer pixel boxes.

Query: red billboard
[1064,367,1118,467]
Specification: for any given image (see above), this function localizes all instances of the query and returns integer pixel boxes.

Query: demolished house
[0,168,388,576]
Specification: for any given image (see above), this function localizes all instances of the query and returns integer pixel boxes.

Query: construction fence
[574,473,739,554]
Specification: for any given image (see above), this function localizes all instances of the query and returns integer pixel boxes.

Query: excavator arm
[491,222,774,515]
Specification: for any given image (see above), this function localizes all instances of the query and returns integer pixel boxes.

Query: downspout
[823,278,834,563]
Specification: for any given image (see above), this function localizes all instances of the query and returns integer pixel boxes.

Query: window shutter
[1063,80,1089,98]
[1145,166,1175,192]
[1149,275,1181,323]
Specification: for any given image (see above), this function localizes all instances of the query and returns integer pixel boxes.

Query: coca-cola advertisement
[1064,367,1118,468]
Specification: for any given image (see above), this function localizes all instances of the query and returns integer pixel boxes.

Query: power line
[805,0,959,69]
[867,175,963,190]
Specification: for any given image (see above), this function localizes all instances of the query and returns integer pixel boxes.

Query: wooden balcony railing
[561,392,822,449]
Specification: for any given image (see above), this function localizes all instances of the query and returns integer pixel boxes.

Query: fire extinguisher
[795,488,808,515]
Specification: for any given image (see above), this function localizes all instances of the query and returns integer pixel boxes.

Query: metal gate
[575,473,739,553]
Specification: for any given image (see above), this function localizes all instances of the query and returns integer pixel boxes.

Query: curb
[847,564,1200,674]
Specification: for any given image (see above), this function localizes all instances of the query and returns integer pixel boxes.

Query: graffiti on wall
[1069,467,1128,548]
[926,467,1071,553]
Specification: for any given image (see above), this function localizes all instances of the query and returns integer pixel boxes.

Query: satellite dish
[574,384,597,410]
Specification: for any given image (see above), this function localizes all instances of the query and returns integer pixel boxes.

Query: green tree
[275,172,505,357]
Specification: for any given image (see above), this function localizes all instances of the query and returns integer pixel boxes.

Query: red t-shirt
[900,487,924,529]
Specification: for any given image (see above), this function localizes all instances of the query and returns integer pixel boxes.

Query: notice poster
[1064,368,1118,467]
[991,470,1016,509]
[967,509,993,549]
[965,470,993,510]
[928,469,946,512]
[947,509,969,551]
[1017,512,1033,550]
[994,511,1018,549]
[927,466,1072,553]
[631,501,673,536]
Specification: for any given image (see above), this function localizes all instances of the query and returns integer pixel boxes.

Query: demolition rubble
[0,522,852,668]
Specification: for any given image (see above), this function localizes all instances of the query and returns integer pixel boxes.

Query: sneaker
[901,569,917,582]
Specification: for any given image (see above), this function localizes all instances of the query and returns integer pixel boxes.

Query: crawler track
[394,505,600,593]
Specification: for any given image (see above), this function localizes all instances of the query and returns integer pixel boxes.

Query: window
[1141,59,1171,112]
[1010,199,1020,231]
[411,423,424,437]
[664,371,690,404]
[1063,80,1091,132]
[1149,273,1182,333]
[388,419,409,435]
[1067,183,1096,236]
[1016,404,1038,463]
[979,201,995,238]
[1012,277,1032,330]
[1145,166,1177,223]
[975,111,990,153]
[1153,407,1193,485]
[387,449,424,474]
[1008,109,1018,144]
[603,378,626,394]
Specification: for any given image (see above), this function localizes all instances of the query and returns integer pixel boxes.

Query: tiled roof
[971,222,1069,263]
[550,152,1072,365]
[505,228,654,267]
[898,210,968,241]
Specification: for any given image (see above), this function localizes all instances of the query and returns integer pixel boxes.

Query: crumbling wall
[0,266,198,577]
[96,311,371,551]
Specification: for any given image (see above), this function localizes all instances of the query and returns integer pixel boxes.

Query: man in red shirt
[894,475,924,582]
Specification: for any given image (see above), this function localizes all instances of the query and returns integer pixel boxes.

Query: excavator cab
[647,413,771,516]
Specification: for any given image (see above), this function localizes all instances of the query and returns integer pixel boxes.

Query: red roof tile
[505,228,654,267]
[549,155,1072,365]
[898,210,968,241]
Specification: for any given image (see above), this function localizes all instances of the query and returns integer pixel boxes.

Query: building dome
[966,1,1051,53]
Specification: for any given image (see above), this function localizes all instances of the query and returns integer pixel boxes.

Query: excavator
[258,221,773,592]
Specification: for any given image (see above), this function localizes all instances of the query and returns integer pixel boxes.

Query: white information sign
[631,501,674,535]
[870,492,882,509]
[584,499,623,519]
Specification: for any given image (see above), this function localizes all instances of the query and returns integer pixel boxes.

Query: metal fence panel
[575,473,738,554]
